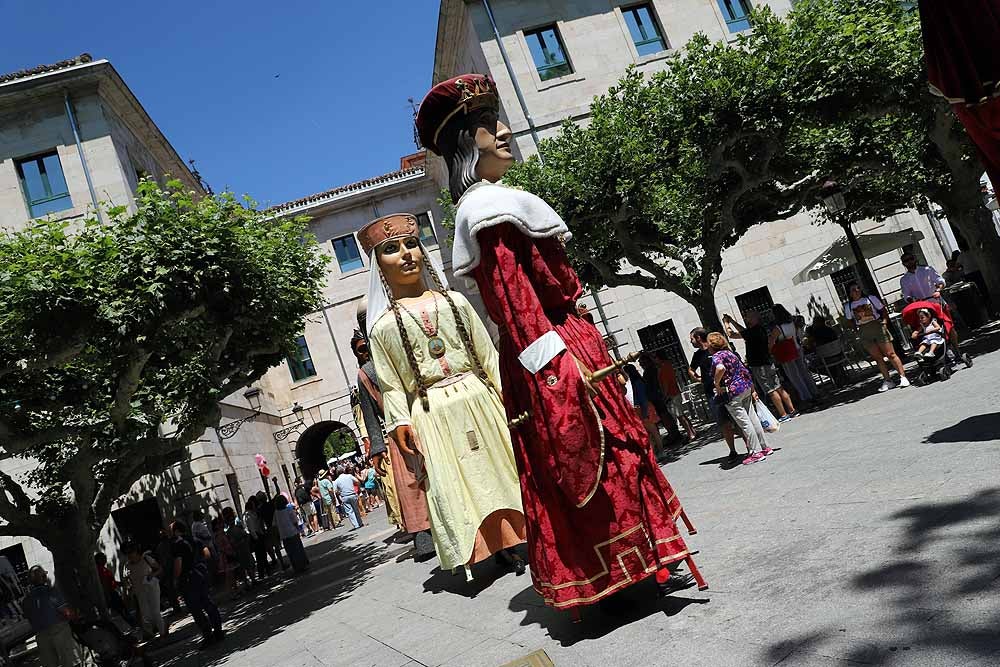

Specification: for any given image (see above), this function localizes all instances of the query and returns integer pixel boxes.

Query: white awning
[792,229,926,285]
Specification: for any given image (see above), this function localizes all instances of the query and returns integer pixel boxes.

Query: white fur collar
[452,181,570,277]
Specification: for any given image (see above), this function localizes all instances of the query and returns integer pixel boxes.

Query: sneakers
[878,380,892,393]
[742,452,765,465]
[778,415,792,423]
[761,447,774,456]
[898,376,910,388]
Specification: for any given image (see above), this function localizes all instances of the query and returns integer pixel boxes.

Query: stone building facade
[430,0,956,373]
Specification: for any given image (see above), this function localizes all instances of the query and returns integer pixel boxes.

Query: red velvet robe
[471,223,693,609]
[919,0,1000,186]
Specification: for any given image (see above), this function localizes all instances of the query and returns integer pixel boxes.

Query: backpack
[770,324,799,363]
[294,484,310,505]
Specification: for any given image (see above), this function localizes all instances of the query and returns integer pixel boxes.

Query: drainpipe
[321,303,351,387]
[63,92,102,221]
[481,0,543,160]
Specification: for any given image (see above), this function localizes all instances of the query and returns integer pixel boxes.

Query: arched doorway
[294,421,360,479]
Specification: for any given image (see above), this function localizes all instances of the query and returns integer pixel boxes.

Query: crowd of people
[621,250,976,467]
[22,470,387,666]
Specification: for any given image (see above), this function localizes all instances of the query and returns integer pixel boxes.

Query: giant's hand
[372,452,387,477]
[391,425,418,457]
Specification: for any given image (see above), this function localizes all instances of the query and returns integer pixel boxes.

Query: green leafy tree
[323,429,359,460]
[778,0,1000,300]
[0,180,327,616]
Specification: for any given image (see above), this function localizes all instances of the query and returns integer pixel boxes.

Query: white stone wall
[0,91,124,230]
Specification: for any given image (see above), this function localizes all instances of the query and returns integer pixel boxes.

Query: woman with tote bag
[709,333,775,466]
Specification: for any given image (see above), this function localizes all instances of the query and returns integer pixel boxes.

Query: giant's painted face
[470,109,515,182]
[377,235,425,288]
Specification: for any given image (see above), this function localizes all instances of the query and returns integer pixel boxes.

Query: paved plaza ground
[134,327,1000,666]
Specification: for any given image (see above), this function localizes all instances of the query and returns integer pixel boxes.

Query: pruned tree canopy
[0,179,327,613]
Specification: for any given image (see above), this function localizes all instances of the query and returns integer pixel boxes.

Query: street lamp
[819,180,879,297]
[820,180,846,215]
[216,387,262,441]
[273,403,306,442]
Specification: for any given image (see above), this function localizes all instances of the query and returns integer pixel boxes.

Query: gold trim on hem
[536,521,690,594]
[536,549,691,608]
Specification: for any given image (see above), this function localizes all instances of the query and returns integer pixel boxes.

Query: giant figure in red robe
[415,74,707,612]
[919,0,1000,186]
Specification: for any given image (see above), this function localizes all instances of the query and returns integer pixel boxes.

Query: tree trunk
[48,517,106,621]
[939,196,1000,305]
[690,289,724,333]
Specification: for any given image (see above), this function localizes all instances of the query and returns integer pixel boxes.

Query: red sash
[357,369,383,413]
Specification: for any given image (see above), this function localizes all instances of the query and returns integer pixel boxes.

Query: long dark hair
[438,113,483,203]
[772,304,793,325]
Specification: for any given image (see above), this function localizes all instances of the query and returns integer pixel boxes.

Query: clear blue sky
[1,1,439,206]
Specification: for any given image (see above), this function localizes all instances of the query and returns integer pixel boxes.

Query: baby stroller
[70,618,153,667]
[901,299,972,384]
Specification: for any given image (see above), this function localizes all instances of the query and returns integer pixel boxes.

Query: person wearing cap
[358,212,526,579]
[24,566,80,667]
[415,74,706,612]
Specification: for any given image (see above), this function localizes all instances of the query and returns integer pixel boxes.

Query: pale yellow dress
[369,290,524,571]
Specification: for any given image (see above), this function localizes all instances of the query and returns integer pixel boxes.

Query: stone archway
[294,421,359,479]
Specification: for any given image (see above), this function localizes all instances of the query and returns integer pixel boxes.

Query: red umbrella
[920,0,1000,185]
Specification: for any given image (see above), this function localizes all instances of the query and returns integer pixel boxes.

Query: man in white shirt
[899,253,959,348]
[900,254,945,303]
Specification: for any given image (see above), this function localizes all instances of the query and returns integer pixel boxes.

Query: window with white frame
[524,25,573,81]
[622,3,667,56]
[332,234,364,273]
[416,212,437,246]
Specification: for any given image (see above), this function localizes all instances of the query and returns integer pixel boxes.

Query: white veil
[365,241,450,337]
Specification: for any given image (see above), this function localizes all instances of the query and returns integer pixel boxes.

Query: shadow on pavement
[152,530,389,667]
[763,489,1000,665]
[421,559,520,599]
[508,578,708,646]
[924,412,1000,444]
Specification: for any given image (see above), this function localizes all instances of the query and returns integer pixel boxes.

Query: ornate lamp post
[273,403,306,442]
[215,387,262,441]
[820,180,880,297]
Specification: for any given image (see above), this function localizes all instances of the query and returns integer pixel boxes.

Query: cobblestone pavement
[129,328,1000,666]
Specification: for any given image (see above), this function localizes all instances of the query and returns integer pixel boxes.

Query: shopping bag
[754,398,780,433]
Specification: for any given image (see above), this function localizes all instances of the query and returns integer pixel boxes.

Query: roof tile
[269,165,425,213]
[0,54,94,85]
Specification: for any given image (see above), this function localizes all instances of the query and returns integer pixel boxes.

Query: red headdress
[415,74,499,155]
[357,213,418,256]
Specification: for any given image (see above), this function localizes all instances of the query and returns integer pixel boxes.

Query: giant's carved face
[377,235,425,289]
[471,109,515,182]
